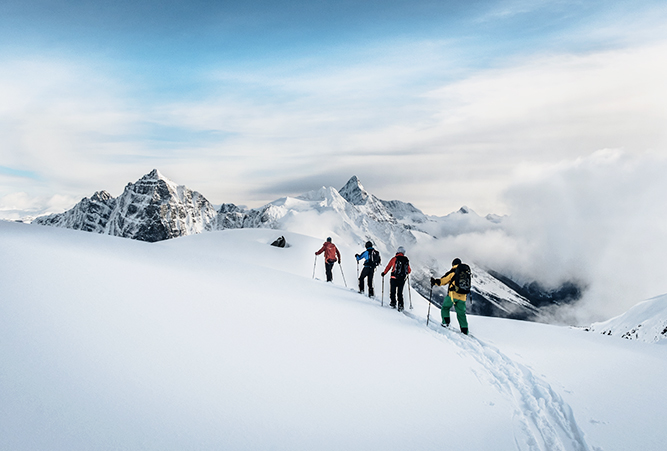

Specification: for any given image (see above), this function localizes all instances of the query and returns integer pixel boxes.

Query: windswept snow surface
[2,221,667,450]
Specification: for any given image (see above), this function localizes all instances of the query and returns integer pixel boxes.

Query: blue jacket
[356,248,375,267]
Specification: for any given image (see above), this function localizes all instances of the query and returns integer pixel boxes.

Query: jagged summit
[91,190,113,203]
[336,176,395,223]
[140,168,172,182]
[339,175,369,206]
[129,169,182,195]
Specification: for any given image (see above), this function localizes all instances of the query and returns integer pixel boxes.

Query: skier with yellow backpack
[431,258,472,335]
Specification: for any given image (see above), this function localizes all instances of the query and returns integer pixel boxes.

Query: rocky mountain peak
[90,190,114,203]
[339,176,369,206]
[124,169,182,203]
[142,169,166,181]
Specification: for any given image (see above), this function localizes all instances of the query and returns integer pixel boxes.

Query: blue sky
[1,0,667,218]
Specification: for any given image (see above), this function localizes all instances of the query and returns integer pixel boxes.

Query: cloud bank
[427,150,667,324]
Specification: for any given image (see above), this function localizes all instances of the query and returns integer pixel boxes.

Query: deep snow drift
[1,221,666,451]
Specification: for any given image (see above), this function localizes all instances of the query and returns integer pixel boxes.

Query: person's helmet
[365,241,373,249]
[397,246,406,254]
[326,237,332,242]
[452,258,461,266]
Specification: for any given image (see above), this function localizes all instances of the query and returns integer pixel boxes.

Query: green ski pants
[441,295,468,328]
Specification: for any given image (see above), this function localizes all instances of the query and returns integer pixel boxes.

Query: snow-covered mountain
[2,220,666,451]
[31,190,117,233]
[209,175,564,320]
[586,293,667,344]
[34,169,217,242]
[211,181,420,254]
[31,170,577,321]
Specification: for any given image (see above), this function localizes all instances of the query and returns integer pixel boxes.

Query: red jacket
[316,242,341,262]
[382,253,411,278]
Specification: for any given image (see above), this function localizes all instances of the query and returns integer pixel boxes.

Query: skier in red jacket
[381,246,411,311]
[315,237,341,282]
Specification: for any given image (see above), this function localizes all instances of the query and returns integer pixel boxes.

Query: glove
[355,254,359,258]
[430,277,437,286]
[381,272,386,277]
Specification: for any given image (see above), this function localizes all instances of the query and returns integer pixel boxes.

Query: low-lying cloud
[424,150,667,324]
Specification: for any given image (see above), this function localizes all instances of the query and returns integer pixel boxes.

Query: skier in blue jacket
[355,241,381,297]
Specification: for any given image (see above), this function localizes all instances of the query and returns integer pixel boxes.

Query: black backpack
[393,255,409,277]
[453,263,472,294]
[368,249,381,268]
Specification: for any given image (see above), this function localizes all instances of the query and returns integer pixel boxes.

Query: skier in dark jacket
[355,241,380,297]
[381,246,411,311]
[315,237,341,282]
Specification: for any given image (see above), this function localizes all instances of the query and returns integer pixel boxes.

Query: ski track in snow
[377,303,594,451]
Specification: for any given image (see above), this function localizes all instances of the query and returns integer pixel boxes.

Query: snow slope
[2,221,666,450]
[587,294,667,344]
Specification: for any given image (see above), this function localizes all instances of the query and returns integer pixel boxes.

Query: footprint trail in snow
[403,311,594,451]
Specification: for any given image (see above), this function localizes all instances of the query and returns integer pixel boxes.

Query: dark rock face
[34,190,116,233]
[208,203,278,230]
[109,170,217,242]
[338,176,368,206]
[488,270,584,309]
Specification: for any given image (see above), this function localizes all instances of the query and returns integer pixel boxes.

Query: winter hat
[365,241,373,249]
[397,246,406,254]
[452,258,461,266]
[326,237,332,242]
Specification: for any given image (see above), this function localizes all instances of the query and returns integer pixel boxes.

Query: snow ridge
[587,293,667,344]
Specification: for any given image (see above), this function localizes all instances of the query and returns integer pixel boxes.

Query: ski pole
[312,255,317,279]
[426,285,433,326]
[407,275,413,309]
[356,260,359,279]
[339,261,347,287]
[381,274,385,307]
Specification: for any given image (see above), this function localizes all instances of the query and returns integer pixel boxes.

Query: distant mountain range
[34,170,216,242]
[33,169,582,321]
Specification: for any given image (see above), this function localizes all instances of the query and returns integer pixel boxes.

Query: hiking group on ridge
[314,238,471,335]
